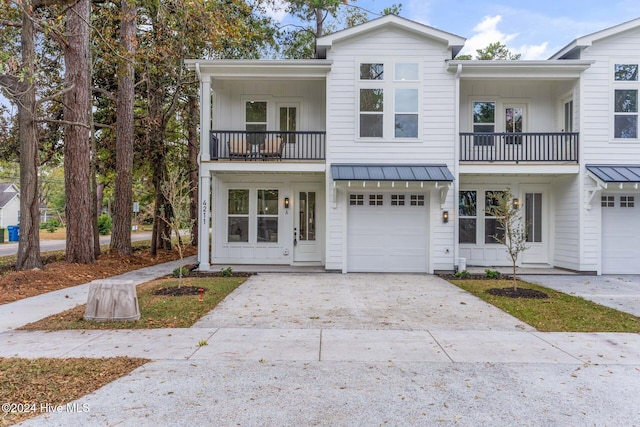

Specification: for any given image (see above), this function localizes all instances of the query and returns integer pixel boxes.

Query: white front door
[293,188,321,262]
[521,189,549,264]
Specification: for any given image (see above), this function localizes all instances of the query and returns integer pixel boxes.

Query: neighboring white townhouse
[0,183,19,229]
[187,15,640,275]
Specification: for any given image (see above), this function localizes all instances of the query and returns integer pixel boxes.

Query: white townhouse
[187,14,640,275]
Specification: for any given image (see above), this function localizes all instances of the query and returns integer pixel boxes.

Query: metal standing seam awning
[330,164,455,208]
[585,164,640,209]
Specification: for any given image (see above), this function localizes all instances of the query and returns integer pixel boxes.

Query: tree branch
[0,19,22,27]
[92,86,115,101]
[36,118,90,129]
[93,122,115,130]
[36,84,75,107]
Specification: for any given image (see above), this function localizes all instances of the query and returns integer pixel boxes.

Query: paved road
[0,232,152,257]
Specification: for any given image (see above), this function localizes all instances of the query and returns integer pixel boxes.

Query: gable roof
[550,17,640,59]
[316,14,466,59]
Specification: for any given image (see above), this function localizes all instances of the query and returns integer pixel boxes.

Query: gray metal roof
[331,164,454,182]
[0,191,17,208]
[586,165,640,183]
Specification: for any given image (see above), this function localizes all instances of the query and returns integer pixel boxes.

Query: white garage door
[602,194,640,274]
[347,193,429,272]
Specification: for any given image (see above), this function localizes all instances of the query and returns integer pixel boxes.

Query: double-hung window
[227,188,279,244]
[613,63,639,139]
[473,101,496,146]
[358,61,420,140]
[228,189,250,242]
[458,191,477,244]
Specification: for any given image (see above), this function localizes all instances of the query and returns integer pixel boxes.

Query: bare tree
[187,94,199,246]
[488,189,528,288]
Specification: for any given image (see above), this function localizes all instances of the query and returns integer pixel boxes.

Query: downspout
[453,63,462,271]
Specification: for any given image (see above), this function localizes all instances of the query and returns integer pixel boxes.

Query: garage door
[602,194,640,274]
[347,193,428,272]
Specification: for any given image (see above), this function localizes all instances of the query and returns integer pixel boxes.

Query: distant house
[0,183,19,228]
[187,15,640,275]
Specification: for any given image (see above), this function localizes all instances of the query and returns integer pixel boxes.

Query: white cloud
[457,15,551,59]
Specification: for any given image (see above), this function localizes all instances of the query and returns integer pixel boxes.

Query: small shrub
[172,266,189,278]
[220,266,233,277]
[97,214,112,235]
[454,270,471,279]
[40,219,61,232]
[484,269,501,279]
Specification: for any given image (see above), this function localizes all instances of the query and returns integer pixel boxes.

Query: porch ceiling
[185,59,332,80]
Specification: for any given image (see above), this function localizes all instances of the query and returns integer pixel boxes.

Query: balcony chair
[259,136,286,161]
[227,138,250,160]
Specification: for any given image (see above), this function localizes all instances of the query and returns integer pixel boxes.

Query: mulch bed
[486,287,549,299]
[152,285,204,296]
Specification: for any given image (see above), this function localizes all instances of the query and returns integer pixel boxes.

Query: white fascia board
[317,14,465,51]
[203,161,326,174]
[447,60,593,79]
[185,60,332,80]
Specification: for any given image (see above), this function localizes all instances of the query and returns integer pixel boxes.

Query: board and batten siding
[551,175,581,270]
[577,27,640,272]
[324,27,457,272]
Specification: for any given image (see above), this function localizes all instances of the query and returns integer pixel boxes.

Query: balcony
[459,132,579,163]
[209,130,325,161]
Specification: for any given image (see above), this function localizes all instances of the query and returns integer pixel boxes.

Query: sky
[269,0,640,59]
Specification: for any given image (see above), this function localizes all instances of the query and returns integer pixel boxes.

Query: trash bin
[458,257,467,271]
[0,228,4,243]
[7,225,19,242]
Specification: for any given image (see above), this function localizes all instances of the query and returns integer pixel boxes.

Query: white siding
[0,196,19,228]
[552,175,581,270]
[325,28,456,165]
[213,80,325,131]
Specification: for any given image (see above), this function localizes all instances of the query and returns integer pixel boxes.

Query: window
[369,194,383,206]
[525,193,542,243]
[473,101,496,146]
[601,195,615,207]
[360,63,384,80]
[459,191,477,244]
[360,89,384,138]
[228,189,249,242]
[613,64,639,139]
[358,61,420,139]
[395,89,418,138]
[621,196,635,207]
[484,191,505,244]
[350,194,364,206]
[279,106,297,144]
[410,195,425,206]
[246,101,267,146]
[615,64,638,81]
[257,190,279,243]
[391,194,405,206]
[564,100,574,132]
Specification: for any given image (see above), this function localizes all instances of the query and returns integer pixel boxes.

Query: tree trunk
[111,0,137,255]
[188,94,199,246]
[64,0,95,264]
[15,4,43,270]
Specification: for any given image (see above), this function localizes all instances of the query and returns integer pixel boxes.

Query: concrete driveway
[523,274,640,316]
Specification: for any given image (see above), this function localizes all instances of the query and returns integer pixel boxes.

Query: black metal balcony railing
[459,132,579,163]
[209,130,326,161]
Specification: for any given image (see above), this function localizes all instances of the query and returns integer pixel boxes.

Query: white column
[200,78,211,161]
[198,174,211,270]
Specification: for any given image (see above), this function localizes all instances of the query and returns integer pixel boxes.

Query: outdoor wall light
[442,211,449,223]
[284,197,290,209]
[512,198,520,209]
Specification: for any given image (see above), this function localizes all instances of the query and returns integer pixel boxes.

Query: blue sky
[270,0,640,59]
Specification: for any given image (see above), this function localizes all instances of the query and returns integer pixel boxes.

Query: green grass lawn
[451,279,640,333]
[20,276,246,330]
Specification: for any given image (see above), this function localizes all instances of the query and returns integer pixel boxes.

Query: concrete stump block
[84,280,140,321]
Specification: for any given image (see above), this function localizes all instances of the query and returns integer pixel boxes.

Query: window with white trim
[350,194,364,206]
[410,195,425,206]
[621,196,635,207]
[473,101,496,146]
[391,194,405,206]
[613,64,639,139]
[358,61,420,139]
[228,189,249,242]
[601,195,615,207]
[257,189,279,243]
[484,191,506,244]
[369,194,383,206]
[459,191,477,244]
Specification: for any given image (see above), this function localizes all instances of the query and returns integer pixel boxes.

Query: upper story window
[246,101,267,132]
[613,63,638,139]
[358,60,420,140]
[473,101,496,146]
